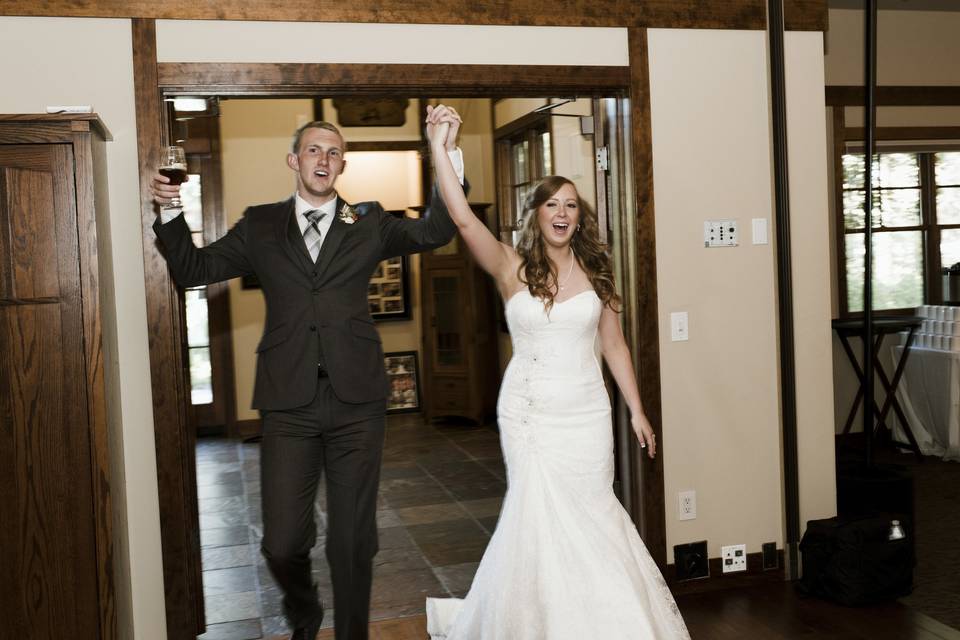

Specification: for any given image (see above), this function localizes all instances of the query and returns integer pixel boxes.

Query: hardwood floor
[678,582,960,640]
[271,581,960,639]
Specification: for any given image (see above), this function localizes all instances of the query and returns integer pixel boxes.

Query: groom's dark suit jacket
[153,188,457,410]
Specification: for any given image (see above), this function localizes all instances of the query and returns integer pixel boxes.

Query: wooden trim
[72,124,117,640]
[132,18,204,639]
[0,113,112,140]
[840,126,960,142]
[493,111,550,141]
[347,140,423,152]
[666,550,786,595]
[1,1,827,31]
[158,63,632,97]
[826,86,960,107]
[628,27,667,570]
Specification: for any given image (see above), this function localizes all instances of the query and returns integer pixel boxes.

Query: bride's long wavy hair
[515,176,621,313]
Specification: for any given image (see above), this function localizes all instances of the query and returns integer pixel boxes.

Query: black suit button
[309,324,317,331]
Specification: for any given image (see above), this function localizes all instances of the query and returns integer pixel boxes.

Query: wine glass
[159,146,188,209]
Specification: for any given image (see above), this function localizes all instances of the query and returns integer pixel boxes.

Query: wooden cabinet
[418,203,499,424]
[0,115,115,639]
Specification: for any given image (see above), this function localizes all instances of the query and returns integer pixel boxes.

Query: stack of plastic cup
[910,305,960,351]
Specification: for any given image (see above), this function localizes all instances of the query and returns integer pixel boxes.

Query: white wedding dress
[426,289,690,639]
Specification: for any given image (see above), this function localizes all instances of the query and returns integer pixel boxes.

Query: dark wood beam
[840,126,960,141]
[826,86,960,106]
[1,0,827,31]
[131,18,205,639]
[157,63,632,97]
[628,27,668,570]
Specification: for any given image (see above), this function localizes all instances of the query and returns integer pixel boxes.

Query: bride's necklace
[557,255,576,291]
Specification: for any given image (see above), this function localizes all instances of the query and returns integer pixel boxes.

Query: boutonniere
[338,203,358,225]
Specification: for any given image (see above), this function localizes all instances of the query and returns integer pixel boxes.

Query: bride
[424,107,690,639]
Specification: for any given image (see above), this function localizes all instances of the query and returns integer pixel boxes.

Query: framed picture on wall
[384,351,420,414]
[332,98,410,127]
[368,210,412,321]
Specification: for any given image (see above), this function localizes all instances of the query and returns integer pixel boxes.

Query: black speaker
[836,461,915,562]
[799,513,913,606]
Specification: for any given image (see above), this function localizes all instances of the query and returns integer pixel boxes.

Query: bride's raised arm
[427,109,517,292]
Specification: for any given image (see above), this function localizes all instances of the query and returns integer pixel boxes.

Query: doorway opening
[169,93,633,637]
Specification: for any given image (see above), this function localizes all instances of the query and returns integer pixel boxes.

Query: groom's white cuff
[448,147,465,186]
[159,207,182,224]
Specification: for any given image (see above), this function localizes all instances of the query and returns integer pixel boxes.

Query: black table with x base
[832,316,924,459]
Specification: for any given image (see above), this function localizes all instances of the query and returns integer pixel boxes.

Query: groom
[150,105,464,640]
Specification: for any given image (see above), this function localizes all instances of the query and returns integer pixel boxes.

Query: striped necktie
[303,209,327,262]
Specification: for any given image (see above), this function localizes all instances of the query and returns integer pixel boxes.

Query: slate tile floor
[196,416,504,639]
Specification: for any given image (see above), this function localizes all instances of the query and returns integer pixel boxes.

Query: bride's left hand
[632,414,657,459]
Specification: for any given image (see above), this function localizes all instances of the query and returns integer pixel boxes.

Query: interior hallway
[195,415,505,639]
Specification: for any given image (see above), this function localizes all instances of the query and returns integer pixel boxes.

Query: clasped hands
[426,104,462,152]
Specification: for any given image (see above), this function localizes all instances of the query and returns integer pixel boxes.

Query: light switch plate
[752,218,768,245]
[670,312,689,342]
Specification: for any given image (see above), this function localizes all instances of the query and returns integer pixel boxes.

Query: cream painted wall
[825,8,960,435]
[156,21,628,66]
[649,29,784,556]
[825,8,960,86]
[433,98,497,204]
[494,98,548,128]
[786,32,838,533]
[0,16,166,640]
[648,28,835,556]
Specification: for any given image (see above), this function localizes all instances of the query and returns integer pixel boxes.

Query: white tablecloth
[891,345,960,461]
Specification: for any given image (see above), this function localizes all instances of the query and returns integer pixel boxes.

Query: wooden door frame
[133,19,664,638]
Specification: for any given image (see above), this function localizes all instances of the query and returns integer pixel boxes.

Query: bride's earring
[576,224,581,233]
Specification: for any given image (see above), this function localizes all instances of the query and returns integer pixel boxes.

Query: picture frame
[332,98,410,127]
[368,210,412,321]
[384,351,421,414]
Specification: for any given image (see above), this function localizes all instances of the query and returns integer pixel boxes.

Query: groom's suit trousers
[260,373,386,640]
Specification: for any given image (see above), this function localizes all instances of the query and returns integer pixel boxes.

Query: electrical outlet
[762,542,778,570]
[674,541,709,581]
[721,544,747,573]
[704,219,738,247]
[678,490,696,521]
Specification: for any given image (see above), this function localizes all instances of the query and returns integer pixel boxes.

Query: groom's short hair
[291,121,346,153]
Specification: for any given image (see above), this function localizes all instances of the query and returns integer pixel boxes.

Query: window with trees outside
[495,116,552,244]
[839,150,960,315]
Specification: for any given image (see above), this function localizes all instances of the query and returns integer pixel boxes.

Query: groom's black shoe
[290,604,323,640]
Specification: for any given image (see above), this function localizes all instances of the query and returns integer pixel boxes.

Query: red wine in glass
[160,146,187,208]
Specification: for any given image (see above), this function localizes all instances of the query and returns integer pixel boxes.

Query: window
[180,172,214,405]
[495,117,552,243]
[839,150,960,314]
